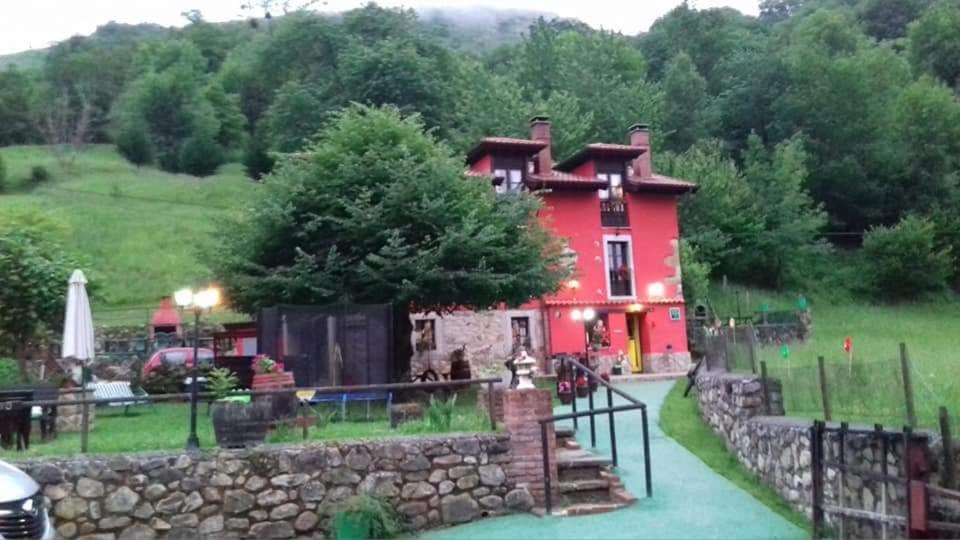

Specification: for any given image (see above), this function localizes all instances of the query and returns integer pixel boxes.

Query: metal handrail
[540,356,652,514]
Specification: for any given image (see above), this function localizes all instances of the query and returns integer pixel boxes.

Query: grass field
[0,145,257,314]
[710,285,960,429]
[1,391,491,458]
[659,380,812,532]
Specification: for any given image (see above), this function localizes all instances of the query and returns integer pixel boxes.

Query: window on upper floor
[604,236,635,298]
[597,161,626,201]
[493,155,526,194]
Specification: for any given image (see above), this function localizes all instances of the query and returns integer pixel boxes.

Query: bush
[0,358,23,388]
[0,153,7,193]
[28,165,51,187]
[334,495,405,539]
[178,135,224,176]
[427,393,457,432]
[862,216,954,300]
[116,124,153,166]
[680,240,711,304]
[242,135,275,180]
[142,364,212,395]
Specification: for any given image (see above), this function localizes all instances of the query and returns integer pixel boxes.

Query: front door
[627,313,643,373]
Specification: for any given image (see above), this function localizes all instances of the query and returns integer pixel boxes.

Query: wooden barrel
[212,401,273,448]
[450,358,471,380]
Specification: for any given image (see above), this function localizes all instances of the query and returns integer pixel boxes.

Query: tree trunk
[391,303,413,382]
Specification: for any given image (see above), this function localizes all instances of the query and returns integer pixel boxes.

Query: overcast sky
[0,0,758,56]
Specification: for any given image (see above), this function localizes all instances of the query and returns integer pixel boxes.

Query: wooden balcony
[601,200,629,227]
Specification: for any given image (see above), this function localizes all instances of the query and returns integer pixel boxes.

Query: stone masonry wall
[696,371,922,538]
[17,434,534,540]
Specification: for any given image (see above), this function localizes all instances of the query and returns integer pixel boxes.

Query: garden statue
[513,349,537,390]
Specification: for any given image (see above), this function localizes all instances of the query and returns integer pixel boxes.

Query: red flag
[843,336,852,353]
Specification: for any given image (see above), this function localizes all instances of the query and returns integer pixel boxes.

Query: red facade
[465,118,697,373]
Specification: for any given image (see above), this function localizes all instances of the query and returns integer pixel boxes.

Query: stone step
[550,501,632,517]
[556,449,613,469]
[557,479,610,493]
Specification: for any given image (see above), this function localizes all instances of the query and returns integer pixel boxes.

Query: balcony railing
[601,200,629,227]
[609,270,633,297]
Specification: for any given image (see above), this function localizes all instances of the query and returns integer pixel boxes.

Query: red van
[141,347,215,380]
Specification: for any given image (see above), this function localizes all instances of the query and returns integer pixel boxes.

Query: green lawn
[0,145,257,311]
[710,285,960,429]
[659,379,812,533]
[1,391,493,459]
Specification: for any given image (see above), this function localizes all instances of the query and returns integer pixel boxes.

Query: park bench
[88,381,149,414]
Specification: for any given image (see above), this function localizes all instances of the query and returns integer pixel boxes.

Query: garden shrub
[178,134,223,177]
[116,123,153,166]
[242,135,275,180]
[28,165,51,187]
[0,358,23,388]
[862,215,954,300]
[427,393,457,432]
[142,364,212,395]
[334,495,405,539]
[0,153,7,193]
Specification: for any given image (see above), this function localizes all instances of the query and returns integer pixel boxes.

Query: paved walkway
[422,380,804,540]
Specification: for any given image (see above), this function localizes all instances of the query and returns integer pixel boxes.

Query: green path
[422,381,804,540]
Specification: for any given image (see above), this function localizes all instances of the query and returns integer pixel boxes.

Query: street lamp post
[570,307,597,447]
[174,286,220,451]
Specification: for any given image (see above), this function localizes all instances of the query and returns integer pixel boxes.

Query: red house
[411,117,696,375]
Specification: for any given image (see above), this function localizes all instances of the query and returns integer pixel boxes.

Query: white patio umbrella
[62,269,95,383]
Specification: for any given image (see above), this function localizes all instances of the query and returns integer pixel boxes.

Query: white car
[0,460,55,540]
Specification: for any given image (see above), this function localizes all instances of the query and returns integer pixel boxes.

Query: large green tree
[212,105,567,379]
[662,52,708,152]
[908,2,960,90]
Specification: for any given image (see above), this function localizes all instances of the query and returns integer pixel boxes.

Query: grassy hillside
[709,285,960,428]
[0,145,256,311]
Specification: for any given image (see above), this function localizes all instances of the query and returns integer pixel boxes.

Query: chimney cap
[628,123,650,132]
[530,115,550,124]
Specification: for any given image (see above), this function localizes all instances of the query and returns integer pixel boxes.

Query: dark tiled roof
[465,137,547,164]
[526,172,609,189]
[555,143,646,171]
[626,174,698,193]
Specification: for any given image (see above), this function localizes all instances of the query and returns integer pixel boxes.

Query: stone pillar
[503,388,557,506]
[56,389,95,433]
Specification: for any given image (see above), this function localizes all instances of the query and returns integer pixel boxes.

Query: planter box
[252,371,296,420]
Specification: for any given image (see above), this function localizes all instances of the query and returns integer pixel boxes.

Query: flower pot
[612,365,623,376]
[558,391,573,405]
[333,512,371,540]
[252,371,296,420]
[575,382,589,398]
[212,400,272,449]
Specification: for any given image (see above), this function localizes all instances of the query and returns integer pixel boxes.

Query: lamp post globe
[175,286,220,451]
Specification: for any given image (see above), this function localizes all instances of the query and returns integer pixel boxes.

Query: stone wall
[18,435,534,540]
[410,310,544,377]
[695,371,926,537]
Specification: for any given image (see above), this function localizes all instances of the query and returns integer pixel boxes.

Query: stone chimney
[530,116,552,174]
[628,123,652,178]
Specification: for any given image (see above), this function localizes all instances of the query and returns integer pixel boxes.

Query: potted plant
[557,380,573,404]
[333,495,404,540]
[575,373,589,398]
[209,367,272,448]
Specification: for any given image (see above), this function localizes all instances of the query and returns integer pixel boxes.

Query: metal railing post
[641,406,652,497]
[900,343,917,428]
[588,378,596,448]
[541,422,552,514]
[818,356,832,421]
[607,386,617,467]
[904,426,914,539]
[571,366,579,429]
[812,420,824,540]
[760,361,772,415]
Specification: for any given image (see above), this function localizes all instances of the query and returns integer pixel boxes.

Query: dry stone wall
[17,434,534,540]
[696,371,922,537]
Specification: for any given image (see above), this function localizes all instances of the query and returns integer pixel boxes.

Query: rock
[120,524,157,540]
[45,483,70,501]
[294,511,319,532]
[473,487,490,497]
[58,522,78,539]
[863,487,875,513]
[134,502,154,519]
[322,468,361,485]
[170,513,199,527]
[226,518,250,530]
[202,487,222,503]
[32,464,64,483]
[156,492,185,515]
[257,489,289,507]
[222,459,246,475]
[453,438,481,455]
[144,484,167,501]
[300,481,326,502]
[55,496,88,520]
[405,471,429,482]
[249,521,296,539]
[402,481,437,499]
[183,491,204,512]
[270,503,301,520]
[78,523,97,535]
[180,477,202,492]
[210,473,233,487]
[89,500,103,520]
[245,476,268,491]
[505,488,534,511]
[224,490,256,514]
[99,517,132,530]
[428,469,447,483]
[438,481,455,495]
[441,494,479,524]
[149,518,171,531]
[433,454,462,466]
[478,465,505,486]
[358,472,402,498]
[456,475,479,490]
[77,478,105,498]
[448,466,473,480]
[272,473,310,488]
[398,501,429,517]
[75,534,115,540]
[400,455,431,472]
[199,515,225,535]
[346,448,373,471]
[250,510,269,521]
[199,504,218,518]
[149,467,182,484]
[479,495,503,509]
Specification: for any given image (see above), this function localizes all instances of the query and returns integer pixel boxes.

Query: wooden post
[817,356,832,421]
[80,397,89,454]
[900,343,917,428]
[748,324,757,375]
[811,420,825,540]
[760,361,772,416]
[940,406,955,490]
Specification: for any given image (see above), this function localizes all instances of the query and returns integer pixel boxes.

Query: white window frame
[603,234,637,300]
